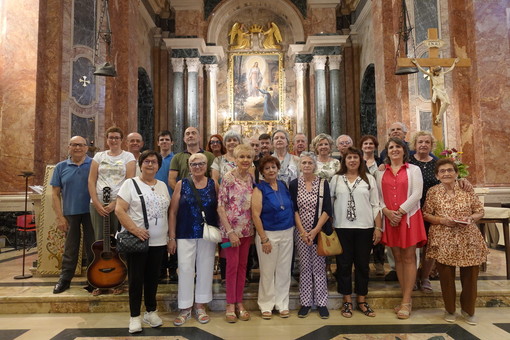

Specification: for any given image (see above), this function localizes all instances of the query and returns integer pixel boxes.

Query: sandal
[237,309,251,321]
[357,302,376,317]
[195,308,210,324]
[112,286,125,295]
[341,302,353,318]
[397,302,412,319]
[225,304,237,323]
[91,288,103,296]
[279,310,290,318]
[420,279,433,293]
[173,308,192,326]
[261,310,272,319]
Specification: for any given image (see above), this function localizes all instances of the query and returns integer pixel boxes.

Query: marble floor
[0,247,509,339]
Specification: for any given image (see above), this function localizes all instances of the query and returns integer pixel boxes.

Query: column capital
[152,27,162,47]
[186,58,201,73]
[171,58,185,72]
[312,55,328,70]
[293,63,308,77]
[205,64,219,75]
[328,55,342,70]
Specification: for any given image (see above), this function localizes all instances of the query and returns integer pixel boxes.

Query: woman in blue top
[251,155,295,320]
[168,153,219,327]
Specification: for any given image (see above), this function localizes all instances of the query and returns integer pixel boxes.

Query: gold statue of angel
[228,22,251,50]
[262,22,282,50]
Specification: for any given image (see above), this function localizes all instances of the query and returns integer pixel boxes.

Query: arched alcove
[360,64,377,138]
[137,67,154,150]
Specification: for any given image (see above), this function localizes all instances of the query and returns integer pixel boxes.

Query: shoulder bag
[316,178,343,256]
[188,177,222,243]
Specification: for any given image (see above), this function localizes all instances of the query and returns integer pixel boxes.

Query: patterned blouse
[218,170,255,238]
[423,182,488,267]
[211,155,236,182]
[316,158,341,181]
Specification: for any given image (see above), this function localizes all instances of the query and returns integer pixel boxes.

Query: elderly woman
[312,133,341,181]
[115,150,170,334]
[330,147,382,318]
[423,158,486,325]
[88,126,136,241]
[360,135,382,176]
[376,137,427,319]
[252,155,295,319]
[218,144,255,323]
[168,153,219,326]
[289,152,332,319]
[206,134,226,157]
[271,130,300,186]
[212,130,243,184]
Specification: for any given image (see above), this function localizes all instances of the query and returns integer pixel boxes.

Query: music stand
[14,171,34,280]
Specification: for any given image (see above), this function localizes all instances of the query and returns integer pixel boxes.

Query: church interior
[1,0,510,339]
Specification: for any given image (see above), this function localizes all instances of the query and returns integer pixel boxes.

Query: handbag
[316,178,342,256]
[116,179,150,253]
[188,177,222,243]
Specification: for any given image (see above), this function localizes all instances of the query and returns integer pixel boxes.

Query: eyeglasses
[108,136,121,140]
[210,141,221,145]
[338,141,351,146]
[190,162,206,168]
[143,160,158,165]
[69,143,87,148]
[438,168,456,174]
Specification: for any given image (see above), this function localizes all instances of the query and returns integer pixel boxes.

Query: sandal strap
[358,302,375,315]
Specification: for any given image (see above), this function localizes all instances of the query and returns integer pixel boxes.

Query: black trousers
[335,228,373,296]
[127,246,166,317]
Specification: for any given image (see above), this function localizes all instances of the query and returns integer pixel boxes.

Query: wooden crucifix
[397,28,471,141]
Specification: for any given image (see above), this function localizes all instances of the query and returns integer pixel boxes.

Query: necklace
[272,182,285,210]
[140,177,156,191]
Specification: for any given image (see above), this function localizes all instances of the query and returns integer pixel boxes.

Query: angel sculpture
[262,22,282,50]
[228,22,251,50]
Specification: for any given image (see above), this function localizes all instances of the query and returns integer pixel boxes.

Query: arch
[207,0,305,45]
[360,64,377,138]
[137,67,155,150]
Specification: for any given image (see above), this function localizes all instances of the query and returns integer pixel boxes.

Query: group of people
[50,122,487,334]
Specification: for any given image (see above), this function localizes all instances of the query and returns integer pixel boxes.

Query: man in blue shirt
[51,136,95,293]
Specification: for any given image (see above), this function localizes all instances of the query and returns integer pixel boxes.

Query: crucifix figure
[397,28,471,140]
[412,57,459,124]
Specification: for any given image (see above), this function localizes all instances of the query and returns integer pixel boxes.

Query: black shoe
[53,279,70,294]
[385,270,398,281]
[298,306,311,318]
[168,269,178,282]
[318,306,329,319]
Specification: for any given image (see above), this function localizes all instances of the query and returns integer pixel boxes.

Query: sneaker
[129,316,142,333]
[298,306,311,318]
[444,311,456,323]
[384,270,398,281]
[461,310,477,325]
[143,311,163,328]
[318,306,329,319]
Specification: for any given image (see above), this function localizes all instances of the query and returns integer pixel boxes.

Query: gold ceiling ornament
[228,22,283,51]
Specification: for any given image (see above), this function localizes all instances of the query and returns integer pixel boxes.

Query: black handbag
[116,179,150,253]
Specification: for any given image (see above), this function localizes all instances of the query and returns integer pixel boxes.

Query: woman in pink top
[376,137,427,319]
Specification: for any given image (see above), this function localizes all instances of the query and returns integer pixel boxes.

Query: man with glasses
[51,136,95,294]
[335,134,354,160]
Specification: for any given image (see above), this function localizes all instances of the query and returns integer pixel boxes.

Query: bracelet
[226,230,235,235]
[168,238,176,241]
[261,237,270,244]
[375,227,383,232]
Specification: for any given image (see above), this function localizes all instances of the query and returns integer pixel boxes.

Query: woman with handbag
[251,155,295,319]
[289,152,332,319]
[217,144,255,323]
[168,153,219,326]
[330,147,382,318]
[115,150,171,334]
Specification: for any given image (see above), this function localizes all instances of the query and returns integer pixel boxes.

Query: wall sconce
[94,0,117,77]
[394,0,418,75]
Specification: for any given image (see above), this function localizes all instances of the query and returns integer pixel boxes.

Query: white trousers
[255,227,294,312]
[177,238,216,309]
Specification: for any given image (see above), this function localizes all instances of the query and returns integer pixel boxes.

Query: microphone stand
[14,171,34,280]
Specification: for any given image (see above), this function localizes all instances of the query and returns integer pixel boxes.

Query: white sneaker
[129,316,142,333]
[461,310,477,325]
[143,310,163,327]
[444,311,456,323]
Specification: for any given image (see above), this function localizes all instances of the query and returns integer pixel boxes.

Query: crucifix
[397,28,471,141]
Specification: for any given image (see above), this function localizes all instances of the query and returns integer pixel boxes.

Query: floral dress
[423,182,488,267]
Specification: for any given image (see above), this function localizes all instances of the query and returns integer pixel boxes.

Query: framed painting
[229,52,284,122]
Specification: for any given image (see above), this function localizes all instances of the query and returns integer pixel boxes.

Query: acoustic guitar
[87,187,127,289]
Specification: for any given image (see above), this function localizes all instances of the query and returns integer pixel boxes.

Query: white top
[117,177,170,246]
[92,151,136,201]
[330,174,381,229]
[316,158,341,181]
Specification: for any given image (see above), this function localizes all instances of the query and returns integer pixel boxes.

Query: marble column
[293,63,308,134]
[312,55,328,135]
[328,55,342,138]
[186,57,201,128]
[171,58,185,153]
[205,64,219,135]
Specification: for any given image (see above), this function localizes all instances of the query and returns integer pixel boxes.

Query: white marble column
[171,58,185,152]
[293,63,308,134]
[312,55,328,135]
[186,57,201,128]
[328,55,342,139]
[205,64,219,135]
